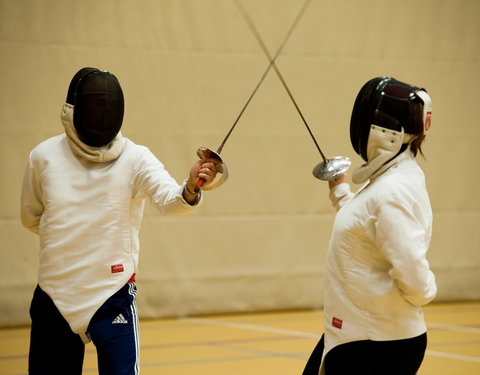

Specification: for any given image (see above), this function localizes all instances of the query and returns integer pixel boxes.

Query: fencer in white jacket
[303,77,437,375]
[21,103,205,341]
[21,68,220,375]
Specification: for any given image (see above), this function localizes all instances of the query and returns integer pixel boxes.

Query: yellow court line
[426,350,480,363]
[184,317,323,339]
[184,316,480,364]
[427,322,480,334]
[1,304,479,375]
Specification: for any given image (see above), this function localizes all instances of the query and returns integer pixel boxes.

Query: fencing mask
[66,67,124,147]
[349,77,432,183]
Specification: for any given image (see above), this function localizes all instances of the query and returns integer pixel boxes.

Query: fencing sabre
[234,0,351,181]
[195,0,313,191]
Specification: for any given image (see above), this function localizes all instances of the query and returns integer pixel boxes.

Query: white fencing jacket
[21,104,200,342]
[322,151,437,365]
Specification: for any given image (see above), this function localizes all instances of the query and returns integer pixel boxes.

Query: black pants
[303,333,427,375]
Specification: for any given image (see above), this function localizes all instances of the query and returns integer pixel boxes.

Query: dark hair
[404,98,426,157]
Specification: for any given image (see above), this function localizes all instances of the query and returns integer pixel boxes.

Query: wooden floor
[1,302,479,374]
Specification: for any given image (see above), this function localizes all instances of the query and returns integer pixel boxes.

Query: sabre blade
[236,0,351,181]
[235,0,326,161]
[216,0,314,154]
[195,0,313,190]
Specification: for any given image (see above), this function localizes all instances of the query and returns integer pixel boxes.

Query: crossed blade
[234,0,351,181]
[215,0,313,155]
[198,0,349,187]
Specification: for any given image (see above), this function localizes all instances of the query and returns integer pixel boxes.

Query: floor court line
[1,304,479,374]
[427,322,480,334]
[425,351,480,363]
[184,316,480,364]
[184,317,322,339]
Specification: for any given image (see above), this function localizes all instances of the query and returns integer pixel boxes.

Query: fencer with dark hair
[21,67,220,375]
[303,77,437,375]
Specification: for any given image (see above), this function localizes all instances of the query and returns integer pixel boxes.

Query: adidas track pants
[28,282,140,375]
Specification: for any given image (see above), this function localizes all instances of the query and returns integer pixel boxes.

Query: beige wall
[1,0,479,327]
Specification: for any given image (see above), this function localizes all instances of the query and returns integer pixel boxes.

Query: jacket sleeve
[373,190,437,306]
[132,148,201,215]
[329,183,354,211]
[20,154,44,234]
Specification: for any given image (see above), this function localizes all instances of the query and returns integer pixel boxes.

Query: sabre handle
[194,147,228,192]
[194,165,228,191]
[194,178,205,192]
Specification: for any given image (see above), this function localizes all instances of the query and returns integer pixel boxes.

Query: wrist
[182,182,200,205]
[184,183,198,196]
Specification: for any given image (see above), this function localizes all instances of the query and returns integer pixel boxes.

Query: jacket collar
[61,103,125,163]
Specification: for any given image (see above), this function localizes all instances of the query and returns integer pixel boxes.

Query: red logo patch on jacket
[111,264,124,274]
[332,317,343,329]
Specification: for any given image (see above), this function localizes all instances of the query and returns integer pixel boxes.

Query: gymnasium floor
[1,302,479,374]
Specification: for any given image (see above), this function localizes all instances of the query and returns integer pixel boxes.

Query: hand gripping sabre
[194,0,314,191]
[234,0,351,181]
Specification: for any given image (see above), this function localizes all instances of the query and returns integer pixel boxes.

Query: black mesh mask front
[67,68,124,147]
